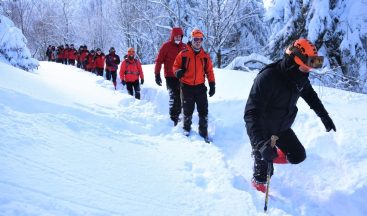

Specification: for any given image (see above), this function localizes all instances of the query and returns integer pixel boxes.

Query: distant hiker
[64,44,70,64]
[48,46,56,62]
[119,47,144,99]
[94,48,105,76]
[155,27,187,126]
[46,45,52,61]
[173,28,215,140]
[67,44,78,66]
[105,47,121,89]
[85,50,96,72]
[76,46,84,68]
[56,45,65,63]
[80,45,89,70]
[244,38,336,193]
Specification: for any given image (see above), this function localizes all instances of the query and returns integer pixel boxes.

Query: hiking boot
[251,178,266,193]
[183,128,190,136]
[273,148,288,164]
[199,129,208,139]
[171,116,179,126]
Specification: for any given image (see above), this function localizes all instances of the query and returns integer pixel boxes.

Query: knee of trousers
[287,150,306,164]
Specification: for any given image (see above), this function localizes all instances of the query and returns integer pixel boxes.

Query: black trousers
[68,59,75,66]
[95,68,104,76]
[181,83,208,135]
[106,70,117,88]
[166,77,181,120]
[126,80,141,99]
[253,128,306,183]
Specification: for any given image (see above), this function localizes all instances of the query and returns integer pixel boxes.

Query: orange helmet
[285,38,324,72]
[191,28,204,38]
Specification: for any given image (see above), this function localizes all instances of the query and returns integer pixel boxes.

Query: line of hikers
[47,28,336,194]
[46,44,143,99]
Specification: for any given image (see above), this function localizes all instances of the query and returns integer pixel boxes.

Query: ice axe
[264,135,279,212]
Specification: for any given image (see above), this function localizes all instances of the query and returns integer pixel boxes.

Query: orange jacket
[119,58,144,82]
[173,44,215,86]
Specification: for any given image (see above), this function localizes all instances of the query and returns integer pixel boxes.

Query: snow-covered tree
[0,12,39,71]
[264,0,367,93]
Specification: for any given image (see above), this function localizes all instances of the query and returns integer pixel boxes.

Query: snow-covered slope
[0,61,366,215]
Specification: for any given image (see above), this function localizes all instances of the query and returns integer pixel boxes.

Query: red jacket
[94,53,105,69]
[85,53,95,70]
[68,48,77,60]
[79,50,88,63]
[173,43,215,86]
[58,48,66,59]
[119,58,144,82]
[155,27,186,77]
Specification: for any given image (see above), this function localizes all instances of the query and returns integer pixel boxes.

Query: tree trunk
[216,49,221,68]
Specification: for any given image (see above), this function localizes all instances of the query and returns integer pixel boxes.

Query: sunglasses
[289,46,324,69]
[193,38,203,42]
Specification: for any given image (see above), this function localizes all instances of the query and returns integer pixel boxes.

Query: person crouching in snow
[119,47,144,99]
[244,38,336,193]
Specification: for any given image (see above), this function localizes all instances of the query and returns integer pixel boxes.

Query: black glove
[175,69,186,79]
[121,80,126,86]
[320,115,336,132]
[208,82,215,97]
[258,141,278,162]
[155,74,162,86]
[140,79,144,85]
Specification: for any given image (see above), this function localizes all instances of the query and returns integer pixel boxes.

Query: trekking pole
[264,162,272,212]
[264,135,279,212]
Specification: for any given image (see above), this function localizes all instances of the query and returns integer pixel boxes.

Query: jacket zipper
[194,54,197,85]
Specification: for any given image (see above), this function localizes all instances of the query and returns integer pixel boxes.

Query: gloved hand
[140,79,144,85]
[320,115,336,132]
[208,82,215,97]
[121,80,126,86]
[258,141,278,162]
[175,69,186,79]
[155,74,162,86]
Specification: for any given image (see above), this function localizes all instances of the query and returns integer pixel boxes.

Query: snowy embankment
[0,61,366,215]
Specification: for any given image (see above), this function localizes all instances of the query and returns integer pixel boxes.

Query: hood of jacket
[170,27,184,42]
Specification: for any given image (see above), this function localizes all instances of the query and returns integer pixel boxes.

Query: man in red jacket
[173,28,215,141]
[94,48,105,76]
[105,47,121,89]
[119,48,144,99]
[68,44,77,66]
[155,27,187,126]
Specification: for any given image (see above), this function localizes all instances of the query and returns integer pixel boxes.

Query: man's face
[174,35,182,42]
[192,37,203,50]
[128,50,135,58]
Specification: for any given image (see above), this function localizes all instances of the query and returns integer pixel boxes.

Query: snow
[224,53,272,71]
[0,61,367,215]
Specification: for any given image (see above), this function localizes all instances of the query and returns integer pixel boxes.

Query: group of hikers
[46,44,143,99]
[46,27,336,193]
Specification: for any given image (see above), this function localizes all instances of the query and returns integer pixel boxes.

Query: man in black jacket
[244,38,336,192]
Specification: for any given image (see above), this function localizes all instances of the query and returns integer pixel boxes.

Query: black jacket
[244,56,328,148]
